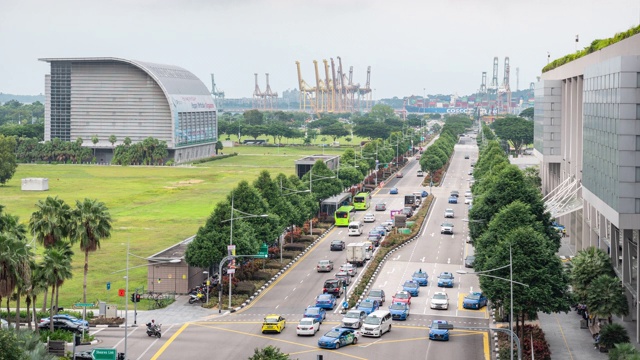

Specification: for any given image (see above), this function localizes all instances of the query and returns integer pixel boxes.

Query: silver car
[341,310,367,329]
[367,289,386,305]
[317,260,334,272]
[340,263,357,276]
[444,208,454,218]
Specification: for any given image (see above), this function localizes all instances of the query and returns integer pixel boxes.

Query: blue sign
[106,282,111,290]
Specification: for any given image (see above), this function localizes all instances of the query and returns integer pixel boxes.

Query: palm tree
[41,243,73,332]
[29,264,48,333]
[0,233,33,329]
[29,195,71,311]
[570,246,614,302]
[69,198,112,303]
[586,274,629,324]
[0,212,27,241]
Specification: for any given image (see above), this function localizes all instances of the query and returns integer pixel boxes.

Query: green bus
[334,205,355,226]
[353,192,370,210]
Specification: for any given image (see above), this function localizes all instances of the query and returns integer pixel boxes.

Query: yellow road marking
[150,322,189,360]
[554,312,575,360]
[483,330,490,360]
[457,293,489,318]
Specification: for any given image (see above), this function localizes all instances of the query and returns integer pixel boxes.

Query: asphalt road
[143,136,490,360]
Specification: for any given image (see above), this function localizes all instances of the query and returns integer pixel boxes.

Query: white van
[361,310,392,337]
[348,221,363,236]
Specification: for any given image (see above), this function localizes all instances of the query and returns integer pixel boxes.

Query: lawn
[0,145,344,308]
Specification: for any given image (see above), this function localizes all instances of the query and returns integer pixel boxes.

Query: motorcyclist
[146,319,157,331]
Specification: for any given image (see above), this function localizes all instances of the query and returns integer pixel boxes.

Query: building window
[636,199,640,214]
[550,147,555,155]
[636,135,640,151]
[637,104,640,120]
[636,167,640,182]
[550,133,554,141]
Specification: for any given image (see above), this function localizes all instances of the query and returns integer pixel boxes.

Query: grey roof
[38,57,211,97]
[147,235,195,260]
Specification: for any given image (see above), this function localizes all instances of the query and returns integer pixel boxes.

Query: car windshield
[369,290,382,297]
[318,295,332,301]
[440,273,453,279]
[299,319,313,325]
[442,223,453,227]
[264,317,280,323]
[319,260,330,265]
[331,241,341,245]
[324,330,340,338]
[431,321,447,329]
[359,302,374,309]
[306,308,319,315]
[364,317,381,325]
[394,292,408,299]
[413,272,427,278]
[467,294,481,300]
[345,312,360,319]
[404,282,417,288]
[466,256,475,262]
[325,282,337,288]
[433,293,447,300]
[390,303,406,310]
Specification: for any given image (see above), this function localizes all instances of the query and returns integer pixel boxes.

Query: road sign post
[92,348,117,360]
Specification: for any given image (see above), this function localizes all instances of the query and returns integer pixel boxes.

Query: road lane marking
[150,322,189,360]
[284,296,288,300]
[447,258,450,264]
[300,279,304,283]
[112,326,140,349]
[553,312,575,360]
[137,324,174,360]
[420,257,425,262]
[483,330,490,360]
[292,287,296,292]
[358,338,382,348]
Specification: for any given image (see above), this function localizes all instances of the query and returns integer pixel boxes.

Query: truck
[404,194,418,209]
[346,242,367,267]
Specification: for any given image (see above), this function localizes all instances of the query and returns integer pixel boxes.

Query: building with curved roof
[39,57,217,163]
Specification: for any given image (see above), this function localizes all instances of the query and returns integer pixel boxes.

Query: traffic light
[131,293,141,303]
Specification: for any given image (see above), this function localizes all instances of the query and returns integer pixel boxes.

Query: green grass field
[1,145,343,308]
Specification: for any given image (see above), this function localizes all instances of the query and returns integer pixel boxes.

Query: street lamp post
[457,244,527,360]
[221,195,268,310]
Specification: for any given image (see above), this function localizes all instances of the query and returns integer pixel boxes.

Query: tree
[91,135,99,159]
[248,345,290,360]
[29,196,72,248]
[215,140,224,155]
[0,233,33,329]
[243,109,264,125]
[519,107,534,120]
[368,104,396,122]
[69,198,112,303]
[586,274,629,324]
[0,134,18,185]
[109,134,117,150]
[301,160,343,203]
[321,122,349,142]
[491,116,534,155]
[609,342,640,359]
[353,119,391,139]
[422,155,443,176]
[570,247,615,302]
[265,122,289,145]
[337,166,364,189]
[244,125,266,140]
[41,242,73,331]
[599,323,631,351]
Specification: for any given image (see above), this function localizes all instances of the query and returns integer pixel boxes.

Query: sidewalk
[121,295,222,327]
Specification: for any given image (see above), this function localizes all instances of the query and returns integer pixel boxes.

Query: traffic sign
[92,348,116,360]
[106,282,111,290]
[118,289,125,297]
[227,268,235,274]
[74,303,94,307]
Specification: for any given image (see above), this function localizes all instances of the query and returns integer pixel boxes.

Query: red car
[392,291,412,305]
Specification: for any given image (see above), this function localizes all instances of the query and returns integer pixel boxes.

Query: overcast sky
[1,0,638,99]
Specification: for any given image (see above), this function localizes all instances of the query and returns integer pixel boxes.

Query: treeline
[0,100,45,140]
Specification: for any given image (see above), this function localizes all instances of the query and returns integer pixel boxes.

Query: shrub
[282,251,298,259]
[264,262,284,270]
[252,271,272,281]
[299,235,315,242]
[599,323,630,351]
[235,281,257,296]
[283,243,306,252]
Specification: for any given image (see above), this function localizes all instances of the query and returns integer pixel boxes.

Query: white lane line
[382,281,387,287]
[136,324,175,360]
[359,338,383,348]
[275,304,280,309]
[300,279,304,283]
[447,258,450,264]
[112,326,140,349]
[292,287,296,292]
[284,296,288,300]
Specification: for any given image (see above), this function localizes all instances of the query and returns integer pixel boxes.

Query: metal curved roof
[38,57,212,98]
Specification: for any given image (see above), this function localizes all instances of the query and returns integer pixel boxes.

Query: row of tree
[419,115,472,177]
[0,100,44,128]
[489,115,534,155]
[0,197,112,332]
[468,136,570,357]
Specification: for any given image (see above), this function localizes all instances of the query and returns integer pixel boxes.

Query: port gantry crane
[263,73,278,111]
[358,66,372,112]
[210,74,225,111]
[253,73,265,110]
[295,61,318,113]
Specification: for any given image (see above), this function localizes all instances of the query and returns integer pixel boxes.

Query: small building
[21,178,49,191]
[146,236,205,294]
[295,155,340,178]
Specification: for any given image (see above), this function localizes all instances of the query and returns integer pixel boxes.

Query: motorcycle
[188,291,205,304]
[146,322,162,338]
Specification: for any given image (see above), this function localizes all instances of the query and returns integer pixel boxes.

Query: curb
[230,225,334,312]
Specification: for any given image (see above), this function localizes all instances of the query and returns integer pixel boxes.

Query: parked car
[389,187,398,194]
[429,320,451,341]
[464,255,476,268]
[375,202,387,211]
[315,294,337,310]
[416,170,424,177]
[392,291,412,305]
[323,279,344,297]
[341,310,367,329]
[40,314,89,327]
[317,260,334,272]
[296,317,321,336]
[444,208,454,218]
[330,240,345,251]
[448,196,458,204]
[389,302,410,320]
[367,289,386,305]
[437,272,455,288]
[468,169,473,175]
[396,172,404,178]
[303,306,327,323]
[464,190,472,197]
[430,292,449,310]
[440,223,454,234]
[450,191,459,197]
[464,155,470,159]
[357,299,380,315]
[411,269,429,286]
[317,327,359,349]
[340,263,357,276]
[335,271,351,285]
[38,319,87,333]
[363,213,375,223]
[421,190,429,197]
[261,314,286,334]
[402,280,420,296]
[465,197,473,205]
[463,292,488,310]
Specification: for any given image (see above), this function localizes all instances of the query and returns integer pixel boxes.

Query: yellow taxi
[261,314,286,334]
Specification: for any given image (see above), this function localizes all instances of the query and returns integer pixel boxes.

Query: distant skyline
[1,0,638,99]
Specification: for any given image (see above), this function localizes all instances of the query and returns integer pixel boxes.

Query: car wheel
[388,325,391,333]
[353,337,358,344]
[335,343,340,349]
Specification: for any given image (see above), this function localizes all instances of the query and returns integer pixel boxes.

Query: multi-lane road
[85,136,489,360]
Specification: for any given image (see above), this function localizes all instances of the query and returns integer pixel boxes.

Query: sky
[1,0,638,100]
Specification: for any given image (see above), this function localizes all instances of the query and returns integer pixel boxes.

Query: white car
[440,223,454,235]
[417,170,424,177]
[341,310,367,329]
[464,191,472,198]
[363,213,375,223]
[381,221,394,231]
[444,208,454,218]
[430,292,449,310]
[296,317,320,336]
[340,263,357,276]
[464,197,473,205]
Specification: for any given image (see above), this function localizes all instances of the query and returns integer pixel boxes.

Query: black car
[38,319,87,333]
[464,256,475,268]
[323,279,344,297]
[330,240,345,251]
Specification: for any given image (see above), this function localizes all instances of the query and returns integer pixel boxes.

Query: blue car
[463,292,488,310]
[429,320,451,341]
[40,314,89,327]
[390,187,398,194]
[437,272,455,288]
[315,294,337,310]
[318,327,359,349]
[373,226,387,236]
[412,270,429,286]
[357,299,380,315]
[304,306,327,323]
[421,190,428,198]
[368,231,382,241]
[402,280,420,296]
[389,302,410,320]
[448,196,458,204]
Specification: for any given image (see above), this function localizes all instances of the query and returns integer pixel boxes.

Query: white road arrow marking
[387,268,395,274]
[420,257,425,262]
[447,258,451,264]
